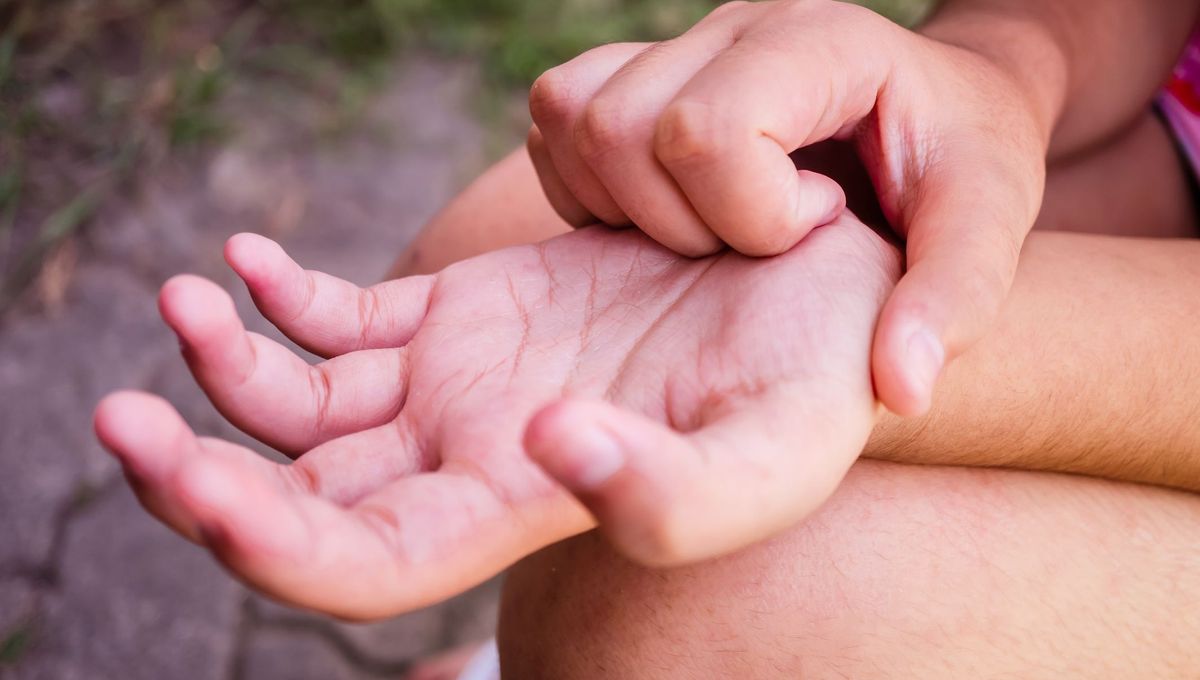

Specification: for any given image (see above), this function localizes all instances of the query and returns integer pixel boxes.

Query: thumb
[872,164,1037,417]
[523,395,865,566]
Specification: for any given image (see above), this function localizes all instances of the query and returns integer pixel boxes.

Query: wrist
[917,11,1068,149]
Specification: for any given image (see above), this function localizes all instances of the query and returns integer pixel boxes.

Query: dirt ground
[0,53,515,680]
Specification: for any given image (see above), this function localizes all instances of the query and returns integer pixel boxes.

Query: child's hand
[527,0,1051,416]
[95,215,898,619]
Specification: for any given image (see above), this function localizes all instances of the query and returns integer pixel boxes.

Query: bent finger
[526,125,594,227]
[528,42,649,226]
[159,274,408,455]
[655,35,871,255]
[224,233,433,358]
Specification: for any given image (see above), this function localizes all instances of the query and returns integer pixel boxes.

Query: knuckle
[574,97,636,161]
[528,66,580,127]
[307,364,334,437]
[356,502,407,560]
[356,285,381,350]
[654,100,729,167]
[730,225,795,258]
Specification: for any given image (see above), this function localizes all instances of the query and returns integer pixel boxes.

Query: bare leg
[1035,112,1198,237]
[499,461,1200,679]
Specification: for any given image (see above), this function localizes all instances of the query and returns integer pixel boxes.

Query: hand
[526,0,1050,416]
[95,216,899,620]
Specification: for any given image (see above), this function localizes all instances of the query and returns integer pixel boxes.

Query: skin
[527,0,1054,419]
[92,103,1200,627]
[398,115,1200,676]
[500,461,1200,679]
[91,3,1200,664]
[395,110,1200,273]
[525,0,1200,426]
[868,229,1200,488]
[94,212,904,619]
[925,0,1200,159]
[397,128,1200,496]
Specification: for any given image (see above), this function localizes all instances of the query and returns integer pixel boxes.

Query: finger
[528,42,648,226]
[125,474,202,543]
[184,456,588,620]
[96,391,207,542]
[94,391,282,543]
[872,163,1035,416]
[572,17,751,256]
[93,391,469,619]
[289,415,428,506]
[158,274,408,455]
[655,10,894,254]
[95,390,428,522]
[170,452,401,619]
[526,125,594,227]
[524,394,872,566]
[224,232,434,358]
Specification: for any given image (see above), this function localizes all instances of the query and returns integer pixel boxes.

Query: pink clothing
[1159,32,1200,176]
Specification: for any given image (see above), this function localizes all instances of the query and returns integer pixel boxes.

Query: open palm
[95,215,899,620]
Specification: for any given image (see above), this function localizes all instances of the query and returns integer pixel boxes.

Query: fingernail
[816,189,846,226]
[549,425,625,490]
[905,327,945,398]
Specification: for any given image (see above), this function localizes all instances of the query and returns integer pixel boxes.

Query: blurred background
[0,1,926,678]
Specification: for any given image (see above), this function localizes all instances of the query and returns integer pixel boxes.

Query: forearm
[867,231,1200,491]
[919,0,1200,158]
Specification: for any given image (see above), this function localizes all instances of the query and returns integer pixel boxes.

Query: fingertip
[524,400,626,491]
[224,232,273,264]
[157,273,201,321]
[669,234,725,259]
[729,170,846,258]
[159,274,238,334]
[729,234,797,258]
[94,390,151,449]
[797,169,847,228]
[524,402,703,567]
[94,389,139,429]
[93,391,190,479]
[872,312,943,417]
[224,232,291,287]
[521,400,570,452]
[158,276,245,361]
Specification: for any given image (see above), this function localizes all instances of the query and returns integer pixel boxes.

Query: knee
[497,461,1200,679]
